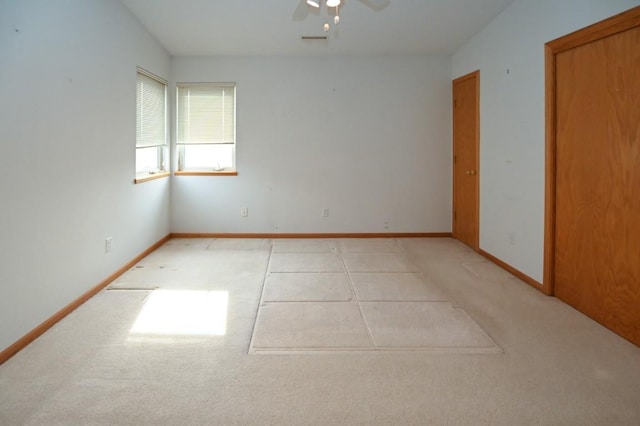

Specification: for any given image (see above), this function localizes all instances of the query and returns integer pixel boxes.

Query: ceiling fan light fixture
[307,0,347,33]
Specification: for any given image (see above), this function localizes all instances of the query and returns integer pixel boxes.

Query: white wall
[452,0,640,283]
[0,0,171,352]
[171,55,452,234]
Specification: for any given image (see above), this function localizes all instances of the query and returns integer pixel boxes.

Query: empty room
[1,0,639,424]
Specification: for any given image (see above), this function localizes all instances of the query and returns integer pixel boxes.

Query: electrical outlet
[105,237,112,253]
[240,208,248,217]
[322,208,329,217]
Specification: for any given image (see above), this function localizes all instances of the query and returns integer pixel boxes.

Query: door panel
[555,26,640,345]
[453,72,479,249]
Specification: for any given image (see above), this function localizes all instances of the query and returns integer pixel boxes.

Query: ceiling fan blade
[358,0,390,11]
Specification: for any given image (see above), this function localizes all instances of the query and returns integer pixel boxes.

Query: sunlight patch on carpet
[130,290,228,337]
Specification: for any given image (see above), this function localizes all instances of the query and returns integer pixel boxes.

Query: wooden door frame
[452,70,480,251]
[543,6,640,296]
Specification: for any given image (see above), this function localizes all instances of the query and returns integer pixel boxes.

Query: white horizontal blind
[136,70,167,148]
[177,84,235,144]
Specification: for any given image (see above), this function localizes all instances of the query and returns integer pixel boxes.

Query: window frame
[175,82,237,176]
[135,67,169,184]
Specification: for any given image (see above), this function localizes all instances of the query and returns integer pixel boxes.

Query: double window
[176,83,236,173]
[135,68,168,182]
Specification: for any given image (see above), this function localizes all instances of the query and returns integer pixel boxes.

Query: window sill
[134,171,170,184]
[174,170,238,177]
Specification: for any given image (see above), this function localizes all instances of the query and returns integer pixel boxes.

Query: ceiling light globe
[306,0,320,7]
[327,0,341,7]
[323,23,330,32]
[334,15,340,24]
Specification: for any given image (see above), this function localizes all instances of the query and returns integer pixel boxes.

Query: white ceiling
[120,0,515,56]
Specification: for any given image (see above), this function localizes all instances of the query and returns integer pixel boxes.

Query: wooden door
[453,71,479,250]
[551,17,640,345]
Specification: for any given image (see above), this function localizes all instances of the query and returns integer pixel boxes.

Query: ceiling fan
[293,0,390,32]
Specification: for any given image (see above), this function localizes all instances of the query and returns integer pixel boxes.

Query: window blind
[136,71,167,148]
[177,84,235,145]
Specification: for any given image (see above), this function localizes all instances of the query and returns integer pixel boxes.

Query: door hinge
[453,155,457,164]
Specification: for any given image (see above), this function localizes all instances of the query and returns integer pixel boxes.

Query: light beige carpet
[108,239,270,290]
[251,239,500,354]
[2,238,639,425]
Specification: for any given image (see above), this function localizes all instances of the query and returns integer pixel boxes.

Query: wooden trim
[0,234,171,366]
[170,232,453,239]
[134,171,170,184]
[452,70,479,84]
[543,44,556,296]
[478,249,543,291]
[546,6,640,53]
[174,171,238,177]
[473,71,480,251]
[543,5,640,297]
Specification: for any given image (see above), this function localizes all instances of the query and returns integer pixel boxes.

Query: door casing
[544,5,640,295]
[544,6,640,346]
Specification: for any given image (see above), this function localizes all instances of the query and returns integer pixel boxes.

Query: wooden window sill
[174,170,238,176]
[134,171,170,184]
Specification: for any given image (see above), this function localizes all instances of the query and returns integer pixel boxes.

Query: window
[135,68,168,182]
[176,83,236,174]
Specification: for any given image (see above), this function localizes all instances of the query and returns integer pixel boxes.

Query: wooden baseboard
[0,234,171,366]
[170,232,453,239]
[478,248,546,293]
